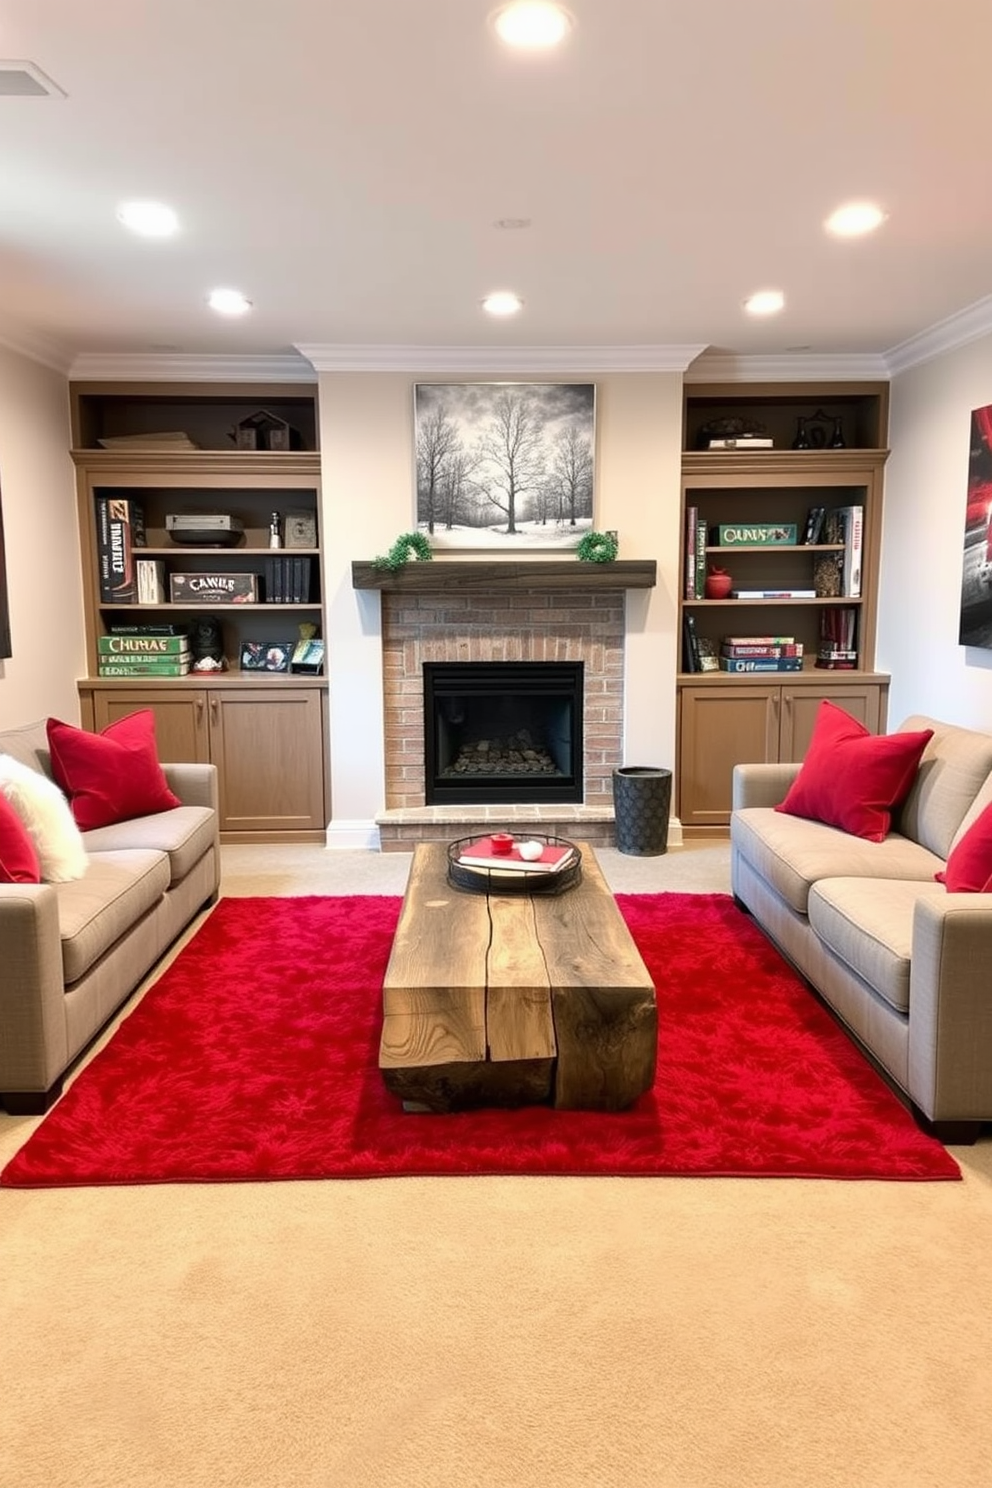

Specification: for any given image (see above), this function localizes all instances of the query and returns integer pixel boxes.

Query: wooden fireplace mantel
[351,559,657,592]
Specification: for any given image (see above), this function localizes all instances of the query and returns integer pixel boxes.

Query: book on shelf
[98,634,190,656]
[731,588,817,599]
[837,504,864,597]
[706,436,774,449]
[96,497,146,604]
[720,642,803,658]
[694,513,707,598]
[682,612,701,672]
[97,659,191,677]
[685,506,698,600]
[457,836,576,873]
[135,558,166,605]
[721,635,796,646]
[717,523,797,546]
[802,506,827,544]
[109,623,189,636]
[814,652,858,670]
[719,656,804,673]
[820,606,857,652]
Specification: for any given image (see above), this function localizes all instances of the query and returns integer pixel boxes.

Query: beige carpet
[2,842,991,1488]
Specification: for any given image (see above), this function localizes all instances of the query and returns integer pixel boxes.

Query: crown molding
[295,343,708,373]
[66,352,316,383]
[884,294,992,376]
[685,351,890,383]
[0,324,72,374]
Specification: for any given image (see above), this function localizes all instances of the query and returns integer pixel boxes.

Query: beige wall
[318,370,683,840]
[882,336,992,729]
[0,346,83,729]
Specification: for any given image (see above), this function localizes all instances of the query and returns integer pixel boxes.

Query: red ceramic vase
[704,569,734,600]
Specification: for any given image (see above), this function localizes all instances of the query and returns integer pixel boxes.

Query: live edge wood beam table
[379,842,658,1113]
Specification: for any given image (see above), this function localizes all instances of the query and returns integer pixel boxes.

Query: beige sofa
[0,719,220,1114]
[731,715,992,1143]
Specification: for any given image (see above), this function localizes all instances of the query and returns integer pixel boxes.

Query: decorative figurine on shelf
[793,417,811,450]
[830,416,846,448]
[191,616,227,672]
[269,511,282,548]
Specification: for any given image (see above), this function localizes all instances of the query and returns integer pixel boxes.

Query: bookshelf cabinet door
[779,682,887,762]
[209,688,326,835]
[88,687,210,763]
[678,685,779,829]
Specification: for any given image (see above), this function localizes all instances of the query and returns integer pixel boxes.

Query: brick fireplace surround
[375,587,625,850]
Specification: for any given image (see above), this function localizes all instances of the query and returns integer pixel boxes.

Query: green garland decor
[575,530,619,564]
[372,531,434,572]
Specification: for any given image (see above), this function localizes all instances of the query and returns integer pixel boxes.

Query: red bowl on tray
[490,832,514,855]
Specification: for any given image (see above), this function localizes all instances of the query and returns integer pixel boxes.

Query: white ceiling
[2,0,992,374]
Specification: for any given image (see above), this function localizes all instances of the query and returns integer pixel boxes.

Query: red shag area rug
[1,893,959,1187]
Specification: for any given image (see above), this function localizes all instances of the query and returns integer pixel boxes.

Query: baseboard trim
[325,819,381,851]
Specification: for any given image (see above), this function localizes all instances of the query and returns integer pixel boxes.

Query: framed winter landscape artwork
[414,382,595,550]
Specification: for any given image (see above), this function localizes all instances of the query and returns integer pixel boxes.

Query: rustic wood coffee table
[378,841,657,1113]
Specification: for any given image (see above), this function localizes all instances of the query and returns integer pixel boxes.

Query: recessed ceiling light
[492,2,573,49]
[482,290,524,317]
[744,289,785,317]
[825,201,887,238]
[494,217,532,230]
[116,200,179,237]
[207,288,252,316]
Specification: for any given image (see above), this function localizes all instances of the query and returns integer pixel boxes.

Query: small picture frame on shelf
[284,509,318,548]
[290,638,325,675]
[240,641,293,672]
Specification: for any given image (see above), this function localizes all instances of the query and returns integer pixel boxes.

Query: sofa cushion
[936,801,992,892]
[775,702,933,843]
[0,793,41,883]
[57,849,171,984]
[895,716,992,858]
[82,805,216,887]
[47,711,180,831]
[0,719,52,779]
[0,755,88,882]
[732,807,944,915]
[808,877,949,1015]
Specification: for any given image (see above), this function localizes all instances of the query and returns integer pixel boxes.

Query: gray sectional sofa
[731,715,992,1143]
[0,719,220,1114]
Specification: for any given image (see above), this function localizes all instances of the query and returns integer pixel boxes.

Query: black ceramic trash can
[612,766,672,856]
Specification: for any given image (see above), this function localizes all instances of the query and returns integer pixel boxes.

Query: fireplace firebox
[423,662,584,805]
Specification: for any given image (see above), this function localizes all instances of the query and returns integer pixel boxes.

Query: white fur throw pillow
[0,754,88,882]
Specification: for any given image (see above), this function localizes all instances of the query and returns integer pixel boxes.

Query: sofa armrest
[162,762,219,814]
[0,885,69,1094]
[908,893,992,1121]
[732,762,802,811]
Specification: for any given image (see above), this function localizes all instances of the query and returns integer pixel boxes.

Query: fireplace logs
[441,730,561,777]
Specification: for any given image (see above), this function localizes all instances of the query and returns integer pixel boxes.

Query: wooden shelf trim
[71,450,321,476]
[351,559,657,591]
[681,449,890,476]
[677,668,890,684]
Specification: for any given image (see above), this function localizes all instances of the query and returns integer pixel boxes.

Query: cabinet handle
[196,696,205,720]
[209,696,219,723]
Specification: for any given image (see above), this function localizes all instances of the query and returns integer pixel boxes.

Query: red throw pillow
[0,792,41,883]
[935,802,992,892]
[775,701,933,843]
[46,711,181,831]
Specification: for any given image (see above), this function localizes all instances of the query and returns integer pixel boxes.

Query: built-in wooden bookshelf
[677,381,891,832]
